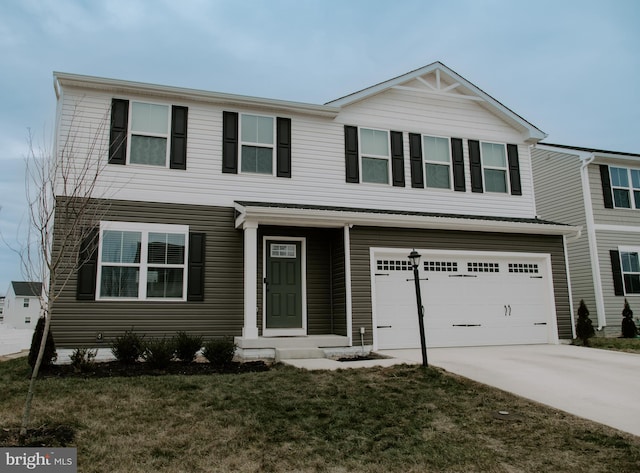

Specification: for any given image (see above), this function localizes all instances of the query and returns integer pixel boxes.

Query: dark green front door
[266,241,303,329]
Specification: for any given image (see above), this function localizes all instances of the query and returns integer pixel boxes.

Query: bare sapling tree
[19,107,113,439]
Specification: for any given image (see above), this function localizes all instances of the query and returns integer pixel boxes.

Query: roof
[538,143,640,158]
[11,281,42,297]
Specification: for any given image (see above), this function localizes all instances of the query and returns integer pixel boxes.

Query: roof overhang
[536,143,640,166]
[234,201,580,238]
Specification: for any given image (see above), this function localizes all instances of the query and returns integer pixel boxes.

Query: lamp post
[408,249,428,367]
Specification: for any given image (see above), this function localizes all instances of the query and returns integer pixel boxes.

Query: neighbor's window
[610,167,640,209]
[621,250,640,294]
[481,142,508,193]
[424,135,451,189]
[129,102,170,166]
[240,114,275,174]
[98,222,188,300]
[360,128,390,184]
[23,298,29,308]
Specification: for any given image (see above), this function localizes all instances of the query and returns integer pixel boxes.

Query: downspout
[578,151,607,330]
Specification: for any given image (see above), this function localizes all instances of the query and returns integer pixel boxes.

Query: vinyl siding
[589,164,640,226]
[349,227,572,344]
[56,83,537,221]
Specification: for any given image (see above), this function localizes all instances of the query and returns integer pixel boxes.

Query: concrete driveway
[380,344,640,437]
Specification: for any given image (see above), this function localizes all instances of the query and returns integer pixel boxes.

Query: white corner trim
[344,225,353,347]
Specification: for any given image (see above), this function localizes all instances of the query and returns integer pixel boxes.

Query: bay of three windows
[360,128,510,192]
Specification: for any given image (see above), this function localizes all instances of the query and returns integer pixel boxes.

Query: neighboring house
[0,296,5,323]
[50,62,578,358]
[532,143,640,335]
[3,281,42,329]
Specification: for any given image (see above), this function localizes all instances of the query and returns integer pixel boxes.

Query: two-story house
[532,143,640,335]
[2,281,42,329]
[50,62,578,359]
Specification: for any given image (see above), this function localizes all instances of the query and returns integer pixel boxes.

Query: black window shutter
[109,99,129,165]
[276,117,292,178]
[222,111,239,174]
[600,165,614,209]
[507,144,522,196]
[344,125,359,183]
[610,250,625,296]
[187,232,206,301]
[451,138,465,192]
[170,106,188,170]
[76,228,99,301]
[390,131,405,187]
[408,133,424,188]
[469,140,483,193]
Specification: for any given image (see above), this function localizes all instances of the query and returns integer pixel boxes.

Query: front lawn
[1,358,639,472]
[575,336,640,354]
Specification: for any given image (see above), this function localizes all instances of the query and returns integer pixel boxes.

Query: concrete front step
[235,334,349,350]
[274,347,325,362]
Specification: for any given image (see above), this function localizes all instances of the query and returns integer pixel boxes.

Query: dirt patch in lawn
[1,424,75,447]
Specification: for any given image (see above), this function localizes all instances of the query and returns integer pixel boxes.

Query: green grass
[574,336,640,353]
[1,358,640,472]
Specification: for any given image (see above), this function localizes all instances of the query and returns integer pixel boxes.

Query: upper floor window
[97,222,189,301]
[129,102,170,166]
[240,114,275,174]
[423,136,452,189]
[23,298,29,308]
[610,167,640,209]
[481,142,508,193]
[360,128,390,184]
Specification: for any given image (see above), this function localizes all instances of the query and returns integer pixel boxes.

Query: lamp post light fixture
[408,249,428,367]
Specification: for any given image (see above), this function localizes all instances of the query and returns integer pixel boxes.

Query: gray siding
[589,164,640,227]
[349,227,572,344]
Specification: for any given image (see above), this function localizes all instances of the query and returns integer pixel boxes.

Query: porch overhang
[234,201,581,238]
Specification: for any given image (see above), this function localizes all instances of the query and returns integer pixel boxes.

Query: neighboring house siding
[57,86,537,221]
[349,227,572,344]
[51,197,244,347]
[589,164,640,227]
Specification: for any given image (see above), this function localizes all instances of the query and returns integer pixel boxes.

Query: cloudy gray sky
[0,0,639,294]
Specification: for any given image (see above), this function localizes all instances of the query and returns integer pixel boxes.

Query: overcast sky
[0,0,639,295]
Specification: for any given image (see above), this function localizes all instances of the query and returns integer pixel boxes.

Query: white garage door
[374,250,556,349]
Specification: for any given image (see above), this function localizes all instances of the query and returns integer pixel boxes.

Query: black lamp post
[408,249,428,367]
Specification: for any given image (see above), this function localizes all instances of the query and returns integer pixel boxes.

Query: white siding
[56,84,538,220]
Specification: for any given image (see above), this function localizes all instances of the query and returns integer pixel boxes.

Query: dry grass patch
[1,358,639,472]
[579,337,640,353]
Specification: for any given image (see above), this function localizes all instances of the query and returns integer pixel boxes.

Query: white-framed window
[423,135,452,189]
[610,167,640,209]
[25,317,31,324]
[481,142,508,193]
[360,128,390,184]
[619,248,640,294]
[97,221,189,301]
[129,101,171,167]
[240,114,275,174]
[23,298,29,308]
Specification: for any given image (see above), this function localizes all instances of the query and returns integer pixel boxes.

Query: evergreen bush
[202,337,237,367]
[575,299,595,346]
[28,316,57,369]
[621,299,638,338]
[69,348,97,373]
[111,330,144,364]
[174,331,203,362]
[142,337,176,370]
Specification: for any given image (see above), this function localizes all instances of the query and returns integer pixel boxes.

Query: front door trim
[263,236,307,337]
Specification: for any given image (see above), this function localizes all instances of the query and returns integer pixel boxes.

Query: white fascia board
[53,72,340,118]
[235,204,580,237]
[536,144,640,165]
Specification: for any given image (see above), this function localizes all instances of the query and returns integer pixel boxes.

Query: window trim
[618,246,640,295]
[480,141,510,194]
[610,166,640,209]
[359,127,391,185]
[96,221,189,301]
[239,113,277,176]
[423,134,453,190]
[127,101,172,168]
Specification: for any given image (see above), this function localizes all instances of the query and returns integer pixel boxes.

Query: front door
[265,240,303,330]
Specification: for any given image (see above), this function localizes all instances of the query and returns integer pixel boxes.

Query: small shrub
[575,299,595,346]
[69,348,97,373]
[142,337,176,370]
[111,330,144,364]
[28,316,57,370]
[174,331,203,362]
[202,337,237,367]
[621,299,638,338]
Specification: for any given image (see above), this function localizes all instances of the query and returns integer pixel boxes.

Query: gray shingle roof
[11,281,42,297]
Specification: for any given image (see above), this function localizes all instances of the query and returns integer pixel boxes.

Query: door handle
[504,305,507,316]
[508,305,511,316]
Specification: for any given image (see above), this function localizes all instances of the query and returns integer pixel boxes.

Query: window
[23,298,29,308]
[240,114,275,174]
[25,317,31,324]
[620,250,640,294]
[610,167,640,209]
[423,136,452,189]
[360,128,390,184]
[129,102,170,166]
[97,222,188,300]
[481,142,508,193]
